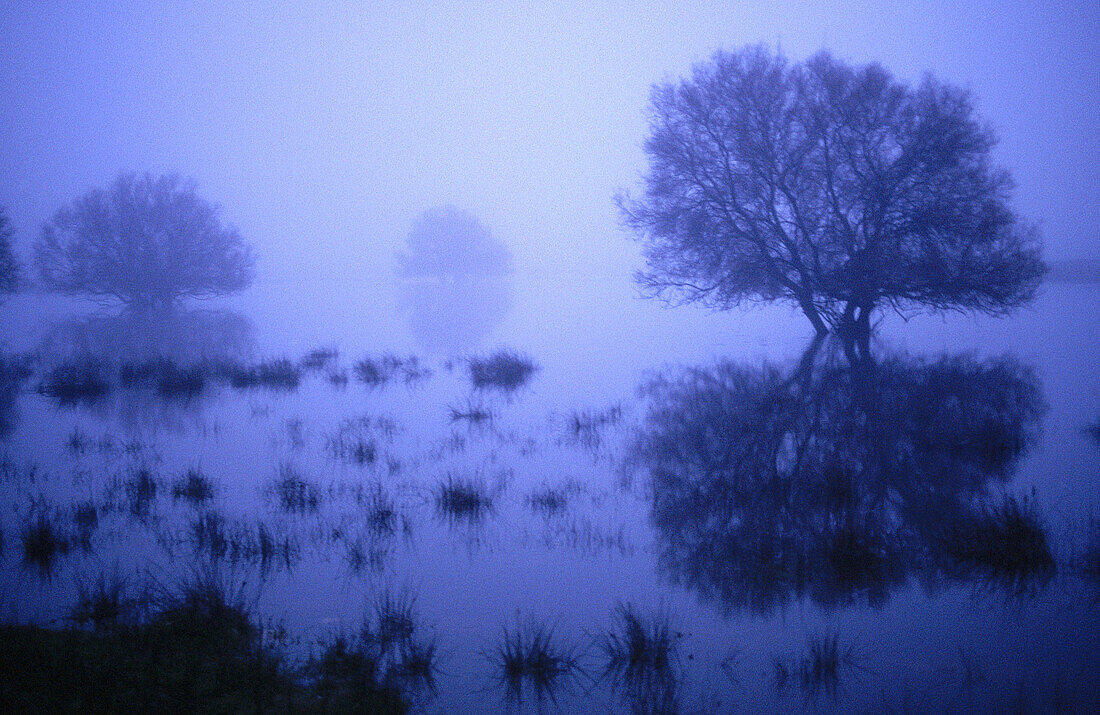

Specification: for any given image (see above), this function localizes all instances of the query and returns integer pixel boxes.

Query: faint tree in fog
[396,206,513,353]
[397,206,512,280]
[619,46,1045,344]
[0,207,19,297]
[34,173,255,310]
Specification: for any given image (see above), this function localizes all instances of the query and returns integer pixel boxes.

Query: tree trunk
[797,293,829,335]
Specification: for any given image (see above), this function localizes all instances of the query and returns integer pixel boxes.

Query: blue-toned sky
[1,1,1097,287]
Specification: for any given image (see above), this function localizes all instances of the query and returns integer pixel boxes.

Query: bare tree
[35,173,255,309]
[618,47,1045,343]
[0,207,19,297]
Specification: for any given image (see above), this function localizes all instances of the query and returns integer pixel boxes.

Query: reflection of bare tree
[396,207,512,354]
[633,339,1047,614]
[35,308,254,432]
[39,308,254,365]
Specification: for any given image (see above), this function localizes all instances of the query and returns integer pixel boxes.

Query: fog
[1,1,1097,303]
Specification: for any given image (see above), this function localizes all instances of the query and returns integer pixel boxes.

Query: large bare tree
[619,47,1044,343]
[35,173,254,310]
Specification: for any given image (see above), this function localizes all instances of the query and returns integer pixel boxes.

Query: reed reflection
[634,338,1050,614]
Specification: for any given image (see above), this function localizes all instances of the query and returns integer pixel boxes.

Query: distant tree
[396,206,513,353]
[397,206,512,281]
[0,207,19,297]
[619,46,1045,344]
[35,173,254,310]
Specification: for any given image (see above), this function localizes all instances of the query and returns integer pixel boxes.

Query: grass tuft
[493,620,580,706]
[172,468,215,503]
[599,603,679,712]
[38,360,111,403]
[433,474,494,525]
[468,350,537,391]
[266,464,321,514]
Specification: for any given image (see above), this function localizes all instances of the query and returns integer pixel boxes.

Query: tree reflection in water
[633,337,1049,614]
[34,308,255,431]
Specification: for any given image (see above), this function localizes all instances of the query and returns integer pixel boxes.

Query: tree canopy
[619,46,1045,337]
[35,173,255,309]
[0,207,19,297]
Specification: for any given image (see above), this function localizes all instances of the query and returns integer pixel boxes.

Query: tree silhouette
[619,47,1045,342]
[35,173,254,310]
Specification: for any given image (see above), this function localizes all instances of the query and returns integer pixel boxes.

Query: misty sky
[1,1,1097,289]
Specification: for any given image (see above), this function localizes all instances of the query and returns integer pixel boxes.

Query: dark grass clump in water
[527,486,569,515]
[300,346,339,372]
[362,485,398,535]
[38,359,111,403]
[942,494,1055,578]
[326,419,380,466]
[21,512,71,575]
[599,604,679,713]
[266,464,322,514]
[172,468,215,503]
[71,571,144,630]
[119,358,206,397]
[468,350,537,391]
[492,620,581,707]
[189,513,298,570]
[354,353,430,388]
[433,474,494,524]
[1079,516,1100,579]
[124,466,159,518]
[66,427,89,453]
[307,591,435,711]
[154,362,206,398]
[72,501,98,549]
[447,399,494,425]
[227,357,301,390]
[565,404,623,448]
[794,633,859,698]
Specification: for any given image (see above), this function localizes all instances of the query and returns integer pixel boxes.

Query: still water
[1,276,1098,712]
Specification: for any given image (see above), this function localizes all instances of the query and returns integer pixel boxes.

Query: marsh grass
[772,632,861,700]
[118,358,206,397]
[71,571,145,630]
[227,357,301,390]
[361,485,399,535]
[72,501,98,548]
[300,346,339,371]
[527,485,569,515]
[942,493,1055,580]
[172,468,215,503]
[433,474,494,525]
[1077,515,1100,579]
[190,512,298,569]
[599,604,679,713]
[21,511,71,575]
[492,620,581,707]
[326,418,381,466]
[447,400,495,425]
[66,427,89,453]
[468,350,537,391]
[308,590,435,711]
[124,466,159,518]
[565,405,623,448]
[267,464,322,514]
[38,359,111,403]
